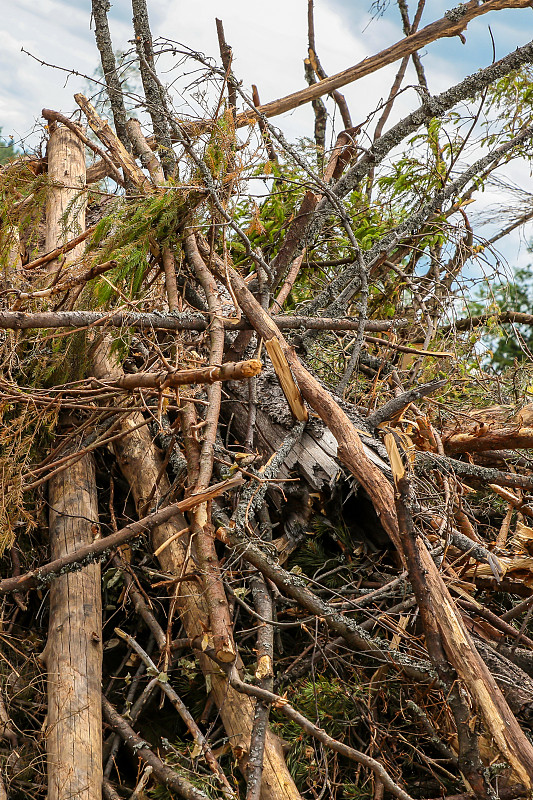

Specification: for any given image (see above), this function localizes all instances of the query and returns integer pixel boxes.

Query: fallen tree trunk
[232,0,533,127]
[444,426,533,454]
[0,309,404,333]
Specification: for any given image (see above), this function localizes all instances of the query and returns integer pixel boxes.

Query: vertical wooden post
[45,124,87,276]
[44,125,103,800]
[47,458,102,800]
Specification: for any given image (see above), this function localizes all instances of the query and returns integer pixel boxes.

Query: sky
[1,0,532,272]
[3,1,533,146]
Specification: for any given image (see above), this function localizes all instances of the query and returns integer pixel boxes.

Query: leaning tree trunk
[43,125,103,800]
[92,341,302,800]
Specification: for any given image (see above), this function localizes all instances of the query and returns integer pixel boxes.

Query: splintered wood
[264,338,308,421]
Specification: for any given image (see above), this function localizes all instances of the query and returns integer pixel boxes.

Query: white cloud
[0,0,531,264]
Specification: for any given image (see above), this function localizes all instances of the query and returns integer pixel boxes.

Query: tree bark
[44,125,87,278]
[43,124,103,800]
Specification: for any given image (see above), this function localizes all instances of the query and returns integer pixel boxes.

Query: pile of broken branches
[3,2,533,800]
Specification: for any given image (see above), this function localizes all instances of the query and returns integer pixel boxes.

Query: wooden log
[43,124,103,800]
[42,108,125,186]
[224,397,340,491]
[184,234,237,664]
[95,359,262,390]
[223,370,389,493]
[91,340,303,800]
[44,125,87,277]
[418,542,533,788]
[444,426,533,454]
[385,433,533,790]
[43,454,102,800]
[74,93,152,192]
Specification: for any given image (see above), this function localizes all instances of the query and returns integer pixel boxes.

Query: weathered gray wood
[224,367,390,492]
